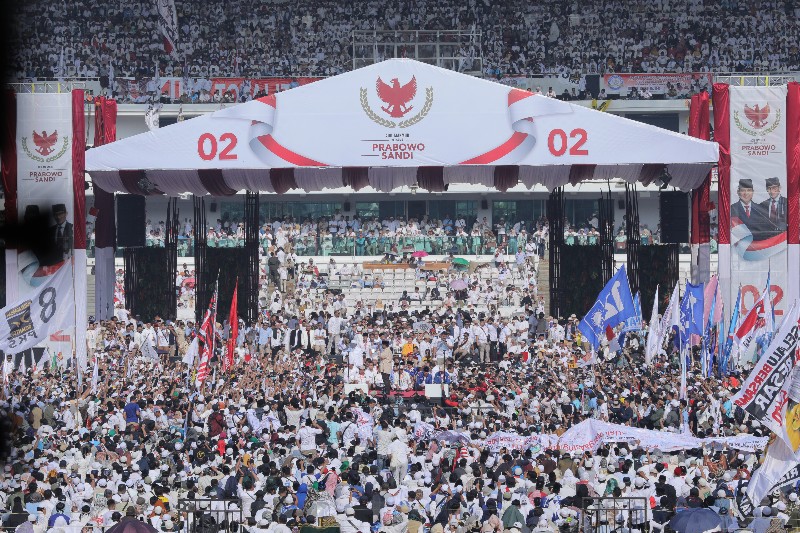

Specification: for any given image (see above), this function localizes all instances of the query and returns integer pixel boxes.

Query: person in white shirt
[472,320,489,363]
[296,419,324,457]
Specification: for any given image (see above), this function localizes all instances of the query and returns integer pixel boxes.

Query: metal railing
[87,233,709,259]
[581,496,650,531]
[177,498,243,533]
[352,29,483,74]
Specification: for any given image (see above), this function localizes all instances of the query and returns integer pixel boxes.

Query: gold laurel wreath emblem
[360,87,434,129]
[21,136,70,163]
[733,108,781,138]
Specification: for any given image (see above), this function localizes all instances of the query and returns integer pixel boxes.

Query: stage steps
[86,273,96,319]
[537,258,550,317]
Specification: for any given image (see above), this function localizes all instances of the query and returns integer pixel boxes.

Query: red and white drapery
[88,162,711,197]
[689,92,712,284]
[787,82,800,307]
[93,97,118,321]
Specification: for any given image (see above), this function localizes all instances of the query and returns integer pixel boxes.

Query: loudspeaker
[344,201,351,212]
[659,191,690,243]
[116,195,146,248]
[481,198,488,210]
[617,199,625,210]
[210,202,218,213]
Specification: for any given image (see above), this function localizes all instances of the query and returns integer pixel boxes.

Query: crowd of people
[10,0,800,85]
[0,242,794,533]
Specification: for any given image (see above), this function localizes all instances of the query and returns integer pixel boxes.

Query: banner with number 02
[0,262,73,354]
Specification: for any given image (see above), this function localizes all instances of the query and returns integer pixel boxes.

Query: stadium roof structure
[86,59,718,196]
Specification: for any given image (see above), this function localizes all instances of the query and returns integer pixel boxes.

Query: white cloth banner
[0,262,74,354]
[728,86,789,321]
[556,419,767,453]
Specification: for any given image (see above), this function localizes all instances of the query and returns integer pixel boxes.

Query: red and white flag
[195,287,218,388]
[156,0,180,58]
[224,280,238,372]
[733,290,765,364]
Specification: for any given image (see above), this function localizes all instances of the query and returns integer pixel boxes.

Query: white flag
[91,355,99,393]
[18,356,26,375]
[645,285,660,365]
[748,438,800,505]
[36,349,49,372]
[141,336,160,361]
[660,283,680,350]
[183,337,199,366]
[145,104,161,131]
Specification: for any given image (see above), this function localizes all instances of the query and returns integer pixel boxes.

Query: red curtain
[342,167,370,191]
[94,97,117,249]
[416,167,444,192]
[493,166,519,192]
[787,82,800,246]
[689,92,711,245]
[1,90,17,231]
[72,90,87,250]
[712,84,731,245]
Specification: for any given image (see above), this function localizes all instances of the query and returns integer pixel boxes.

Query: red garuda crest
[33,130,58,156]
[361,75,433,129]
[376,76,417,117]
[743,104,770,129]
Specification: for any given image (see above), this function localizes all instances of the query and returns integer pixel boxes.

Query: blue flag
[578,265,636,349]
[722,289,741,373]
[678,281,704,345]
[623,292,642,332]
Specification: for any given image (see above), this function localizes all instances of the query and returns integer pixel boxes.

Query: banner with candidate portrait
[728,85,788,321]
[10,92,82,359]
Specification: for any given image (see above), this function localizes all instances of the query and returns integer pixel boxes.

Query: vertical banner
[689,92,711,284]
[728,86,788,318]
[14,93,76,356]
[786,83,800,308]
[712,84,731,321]
[93,97,118,321]
[72,90,87,371]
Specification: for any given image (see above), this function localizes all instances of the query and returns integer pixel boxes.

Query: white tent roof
[86,59,718,195]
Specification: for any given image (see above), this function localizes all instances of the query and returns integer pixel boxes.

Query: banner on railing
[603,73,712,96]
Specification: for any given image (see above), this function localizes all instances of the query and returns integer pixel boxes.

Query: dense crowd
[0,247,794,533]
[10,0,800,84]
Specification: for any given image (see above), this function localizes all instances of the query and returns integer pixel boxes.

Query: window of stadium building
[355,201,406,220]
[566,199,601,228]
[492,200,545,227]
[221,201,343,223]
[428,200,478,227]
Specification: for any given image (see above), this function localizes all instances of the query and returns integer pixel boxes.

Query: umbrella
[412,251,428,258]
[105,518,158,533]
[452,257,469,266]
[667,508,722,533]
[182,277,196,288]
[450,279,468,290]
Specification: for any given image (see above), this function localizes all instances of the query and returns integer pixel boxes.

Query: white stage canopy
[86,59,718,196]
